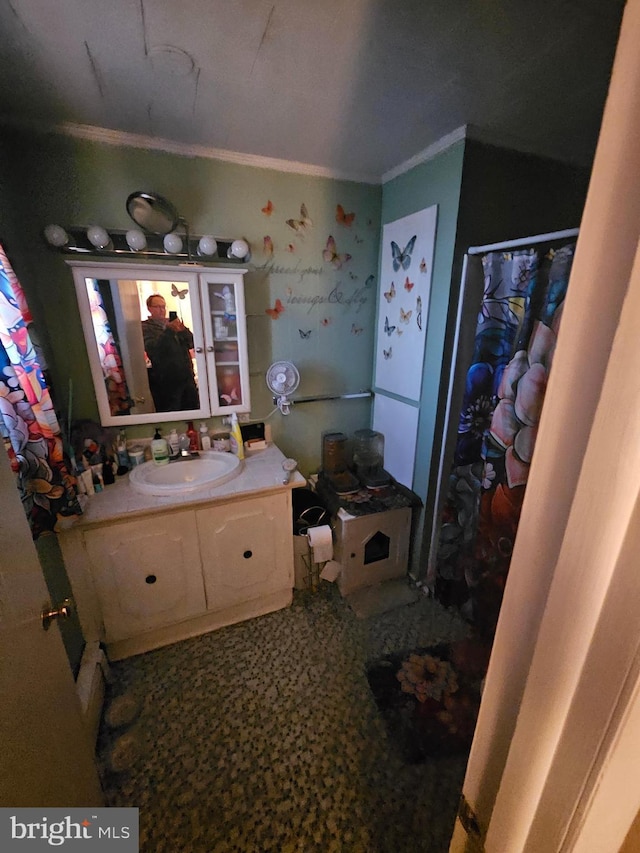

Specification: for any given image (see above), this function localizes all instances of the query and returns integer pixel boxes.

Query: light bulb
[44,224,69,248]
[125,228,147,252]
[197,235,218,257]
[228,238,249,260]
[87,225,112,250]
[163,232,183,254]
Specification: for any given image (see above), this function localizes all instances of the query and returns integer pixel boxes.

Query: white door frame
[452,2,640,850]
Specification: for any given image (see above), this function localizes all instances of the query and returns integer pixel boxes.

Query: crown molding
[380,125,468,183]
[2,116,501,184]
[0,116,381,185]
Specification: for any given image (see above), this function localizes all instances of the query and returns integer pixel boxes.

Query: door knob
[41,597,73,631]
[195,347,204,353]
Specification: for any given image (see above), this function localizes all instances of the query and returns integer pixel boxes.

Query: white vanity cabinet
[82,511,206,644]
[196,492,293,611]
[60,461,299,661]
[69,261,251,426]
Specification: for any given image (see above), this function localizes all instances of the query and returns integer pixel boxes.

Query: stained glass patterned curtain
[0,243,81,538]
[432,243,576,639]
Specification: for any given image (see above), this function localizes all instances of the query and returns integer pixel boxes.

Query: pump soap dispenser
[151,428,170,465]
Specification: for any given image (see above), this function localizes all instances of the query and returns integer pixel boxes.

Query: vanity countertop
[58,443,306,531]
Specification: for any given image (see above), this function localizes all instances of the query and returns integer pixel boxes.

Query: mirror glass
[75,268,209,425]
[126,191,179,235]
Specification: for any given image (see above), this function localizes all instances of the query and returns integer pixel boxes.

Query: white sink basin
[129,453,241,496]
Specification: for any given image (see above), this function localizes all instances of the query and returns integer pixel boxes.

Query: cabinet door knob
[195,347,204,353]
[207,346,215,352]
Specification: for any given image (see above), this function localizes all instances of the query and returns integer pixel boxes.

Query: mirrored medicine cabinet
[68,261,251,426]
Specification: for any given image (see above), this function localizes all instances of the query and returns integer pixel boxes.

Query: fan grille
[266,361,300,395]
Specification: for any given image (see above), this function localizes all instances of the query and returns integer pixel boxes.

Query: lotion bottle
[199,422,211,450]
[229,412,245,460]
[151,428,170,465]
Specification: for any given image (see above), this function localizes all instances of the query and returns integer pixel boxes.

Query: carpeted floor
[97,581,470,852]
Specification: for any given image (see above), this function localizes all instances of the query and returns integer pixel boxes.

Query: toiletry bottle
[186,421,199,452]
[199,422,211,451]
[116,429,129,474]
[101,448,115,485]
[168,428,180,459]
[229,412,245,460]
[151,428,170,465]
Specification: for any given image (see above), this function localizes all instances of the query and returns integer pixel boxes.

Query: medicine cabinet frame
[69,261,251,426]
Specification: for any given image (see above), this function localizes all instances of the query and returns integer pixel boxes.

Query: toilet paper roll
[307,524,333,563]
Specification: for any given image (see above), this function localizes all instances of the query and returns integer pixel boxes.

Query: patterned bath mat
[366,639,488,763]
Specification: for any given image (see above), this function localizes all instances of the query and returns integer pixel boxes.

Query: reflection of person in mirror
[142,295,199,411]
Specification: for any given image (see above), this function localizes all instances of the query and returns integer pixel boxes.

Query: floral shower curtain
[0,243,81,539]
[432,242,576,640]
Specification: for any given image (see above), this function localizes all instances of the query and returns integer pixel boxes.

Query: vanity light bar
[43,226,248,264]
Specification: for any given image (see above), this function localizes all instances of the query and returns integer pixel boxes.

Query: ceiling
[0,0,626,182]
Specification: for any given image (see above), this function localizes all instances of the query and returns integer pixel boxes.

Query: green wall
[2,128,382,474]
[380,141,466,575]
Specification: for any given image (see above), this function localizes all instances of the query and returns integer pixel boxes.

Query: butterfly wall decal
[416,295,423,331]
[322,235,351,269]
[383,347,392,360]
[265,298,285,319]
[299,329,312,339]
[404,276,414,292]
[396,328,404,336]
[364,274,375,288]
[286,203,312,234]
[261,199,274,216]
[399,307,412,324]
[383,281,396,303]
[321,317,332,326]
[384,316,396,336]
[336,204,355,227]
[355,235,364,244]
[351,324,363,336]
[171,283,188,299]
[348,271,358,280]
[263,236,274,257]
[391,235,417,272]
[420,258,428,273]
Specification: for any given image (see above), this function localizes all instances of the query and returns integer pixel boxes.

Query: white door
[451,4,640,849]
[0,448,103,807]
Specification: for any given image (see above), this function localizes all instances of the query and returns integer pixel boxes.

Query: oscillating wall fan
[266,361,300,415]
